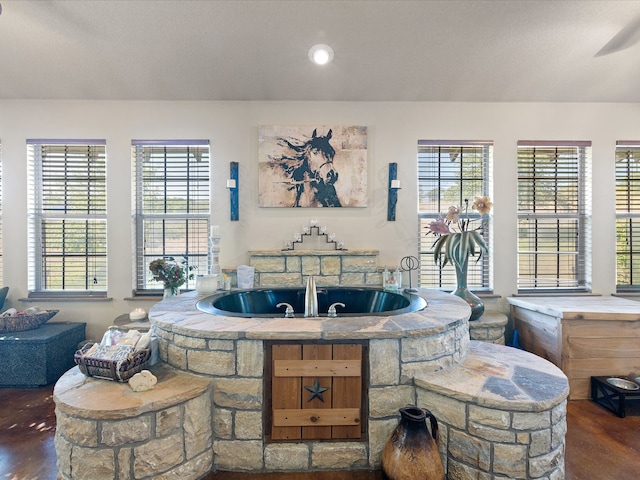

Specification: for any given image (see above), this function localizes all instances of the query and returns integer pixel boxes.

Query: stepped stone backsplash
[248,250,383,287]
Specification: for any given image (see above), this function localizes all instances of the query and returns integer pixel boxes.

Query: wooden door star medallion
[305,378,329,402]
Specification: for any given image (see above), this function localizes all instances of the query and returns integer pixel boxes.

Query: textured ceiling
[1,0,640,102]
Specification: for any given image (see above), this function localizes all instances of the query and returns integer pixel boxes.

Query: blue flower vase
[453,260,484,321]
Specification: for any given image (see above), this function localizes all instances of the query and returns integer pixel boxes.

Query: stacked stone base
[53,342,568,479]
[54,367,213,480]
[415,342,568,479]
[469,311,508,344]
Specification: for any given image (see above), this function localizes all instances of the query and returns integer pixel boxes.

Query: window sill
[475,293,500,299]
[20,296,113,302]
[511,292,601,297]
[124,295,162,301]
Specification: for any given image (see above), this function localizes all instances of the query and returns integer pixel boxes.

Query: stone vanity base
[54,366,213,480]
[415,341,568,480]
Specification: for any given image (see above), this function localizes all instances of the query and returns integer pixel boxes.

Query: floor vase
[381,406,445,480]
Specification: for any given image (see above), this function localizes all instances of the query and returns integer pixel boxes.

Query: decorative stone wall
[415,341,568,479]
[53,289,566,478]
[152,293,471,472]
[147,291,568,476]
[54,367,213,480]
[248,250,383,287]
[469,311,508,344]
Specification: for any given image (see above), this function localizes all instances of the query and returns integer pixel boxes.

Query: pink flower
[446,206,461,223]
[427,216,450,235]
[472,196,493,215]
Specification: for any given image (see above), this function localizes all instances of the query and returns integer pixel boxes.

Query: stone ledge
[151,290,470,343]
[414,341,569,412]
[249,249,380,256]
[470,311,508,328]
[54,365,212,420]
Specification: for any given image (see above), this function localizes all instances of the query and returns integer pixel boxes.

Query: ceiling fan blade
[595,14,640,57]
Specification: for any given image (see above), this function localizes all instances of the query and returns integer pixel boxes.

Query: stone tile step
[414,341,569,412]
[54,365,211,420]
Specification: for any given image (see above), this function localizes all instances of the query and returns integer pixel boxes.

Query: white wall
[1,100,637,339]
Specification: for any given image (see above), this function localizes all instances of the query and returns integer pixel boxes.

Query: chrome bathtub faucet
[304,275,318,317]
[327,302,345,318]
[276,302,295,318]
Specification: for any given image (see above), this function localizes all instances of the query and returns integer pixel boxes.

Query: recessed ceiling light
[308,44,334,65]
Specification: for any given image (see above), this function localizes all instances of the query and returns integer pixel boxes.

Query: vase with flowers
[149,257,196,299]
[426,196,492,321]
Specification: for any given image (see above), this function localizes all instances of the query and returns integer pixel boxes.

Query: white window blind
[417,140,493,290]
[517,141,592,292]
[133,140,210,293]
[0,143,2,283]
[615,141,640,292]
[27,140,107,296]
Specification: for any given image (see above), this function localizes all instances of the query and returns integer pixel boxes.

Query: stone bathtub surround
[55,289,569,479]
[54,366,213,480]
[248,249,382,287]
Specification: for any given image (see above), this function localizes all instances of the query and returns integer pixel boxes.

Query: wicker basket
[74,343,151,382]
[0,310,58,333]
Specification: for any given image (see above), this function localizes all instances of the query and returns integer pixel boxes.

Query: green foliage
[149,256,197,290]
[432,230,488,269]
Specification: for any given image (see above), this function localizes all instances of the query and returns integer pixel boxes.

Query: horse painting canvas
[258,125,367,208]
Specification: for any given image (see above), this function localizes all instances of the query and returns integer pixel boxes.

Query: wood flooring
[1,384,640,479]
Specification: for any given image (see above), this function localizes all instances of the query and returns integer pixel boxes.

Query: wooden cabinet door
[269,342,363,441]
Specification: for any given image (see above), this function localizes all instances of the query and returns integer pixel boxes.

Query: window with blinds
[517,141,592,292]
[27,140,107,296]
[133,140,210,293]
[418,140,493,290]
[615,141,640,292]
[0,143,2,284]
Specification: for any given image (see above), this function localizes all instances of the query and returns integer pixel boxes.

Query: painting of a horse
[259,125,367,208]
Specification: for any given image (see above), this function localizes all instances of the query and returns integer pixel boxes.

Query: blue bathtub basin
[196,287,427,317]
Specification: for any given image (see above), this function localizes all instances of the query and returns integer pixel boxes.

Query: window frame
[417,140,493,291]
[615,141,640,293]
[516,140,592,293]
[27,139,108,298]
[0,142,3,284]
[132,140,211,295]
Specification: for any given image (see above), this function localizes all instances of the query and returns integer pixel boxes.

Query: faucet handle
[276,302,295,318]
[327,302,345,318]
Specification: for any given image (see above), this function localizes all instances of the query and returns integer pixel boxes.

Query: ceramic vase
[452,258,484,321]
[381,406,445,480]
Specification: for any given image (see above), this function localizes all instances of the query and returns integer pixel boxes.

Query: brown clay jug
[381,406,445,480]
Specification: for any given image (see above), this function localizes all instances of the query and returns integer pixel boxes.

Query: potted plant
[149,257,196,298]
[426,196,492,320]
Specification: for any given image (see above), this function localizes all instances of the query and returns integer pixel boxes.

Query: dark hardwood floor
[1,385,640,479]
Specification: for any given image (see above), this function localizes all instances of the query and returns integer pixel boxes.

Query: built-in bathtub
[196,286,427,317]
[54,288,569,479]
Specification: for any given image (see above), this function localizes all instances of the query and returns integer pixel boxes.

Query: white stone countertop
[507,295,640,321]
[148,288,471,341]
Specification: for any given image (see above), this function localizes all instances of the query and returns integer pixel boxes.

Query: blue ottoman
[0,322,86,387]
